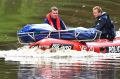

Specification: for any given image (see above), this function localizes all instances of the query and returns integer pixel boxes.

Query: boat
[17,24,120,53]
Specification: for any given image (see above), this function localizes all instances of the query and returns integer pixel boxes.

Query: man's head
[50,6,58,19]
[93,6,102,18]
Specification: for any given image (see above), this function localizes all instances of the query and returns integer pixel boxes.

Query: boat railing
[17,32,35,45]
[17,30,102,44]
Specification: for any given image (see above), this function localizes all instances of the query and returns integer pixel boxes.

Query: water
[0,0,120,79]
[0,0,120,48]
[0,46,120,79]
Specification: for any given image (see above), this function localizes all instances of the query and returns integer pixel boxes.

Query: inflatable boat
[17,24,120,53]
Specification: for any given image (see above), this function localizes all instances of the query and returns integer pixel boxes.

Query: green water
[0,0,120,50]
[0,1,120,79]
[0,0,120,79]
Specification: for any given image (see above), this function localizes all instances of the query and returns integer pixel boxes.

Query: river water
[0,0,120,79]
[0,47,120,79]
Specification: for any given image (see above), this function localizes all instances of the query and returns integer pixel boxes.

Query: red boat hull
[29,37,120,53]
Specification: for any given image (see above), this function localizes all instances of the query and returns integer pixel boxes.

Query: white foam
[116,31,120,37]
[0,46,120,65]
[0,31,120,64]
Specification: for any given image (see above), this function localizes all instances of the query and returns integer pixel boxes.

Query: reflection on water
[0,47,120,79]
[0,0,120,79]
[18,61,117,79]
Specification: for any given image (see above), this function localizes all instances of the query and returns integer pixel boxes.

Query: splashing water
[0,31,120,65]
[0,45,120,65]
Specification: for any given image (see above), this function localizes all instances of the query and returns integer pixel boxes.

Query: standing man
[44,6,67,30]
[92,6,116,40]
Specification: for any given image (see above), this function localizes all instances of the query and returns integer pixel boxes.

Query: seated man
[44,6,67,30]
[92,6,116,40]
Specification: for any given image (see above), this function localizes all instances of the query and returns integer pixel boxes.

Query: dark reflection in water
[16,59,119,79]
[0,59,18,79]
[0,56,120,79]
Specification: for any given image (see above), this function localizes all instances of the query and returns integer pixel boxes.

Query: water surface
[0,0,120,79]
[0,47,120,79]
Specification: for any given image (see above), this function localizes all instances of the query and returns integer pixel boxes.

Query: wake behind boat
[17,24,120,53]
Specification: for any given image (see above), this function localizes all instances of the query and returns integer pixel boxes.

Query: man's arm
[95,18,106,30]
[60,19,67,30]
[44,18,49,24]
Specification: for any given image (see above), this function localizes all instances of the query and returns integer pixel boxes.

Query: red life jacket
[46,13,61,30]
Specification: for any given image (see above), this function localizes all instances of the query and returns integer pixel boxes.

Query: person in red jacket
[44,6,67,30]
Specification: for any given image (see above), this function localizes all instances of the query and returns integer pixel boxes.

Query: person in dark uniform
[92,6,116,40]
[44,6,67,30]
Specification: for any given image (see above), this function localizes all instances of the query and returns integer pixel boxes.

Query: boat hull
[29,38,120,53]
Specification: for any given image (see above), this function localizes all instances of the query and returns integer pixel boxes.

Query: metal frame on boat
[17,30,102,44]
